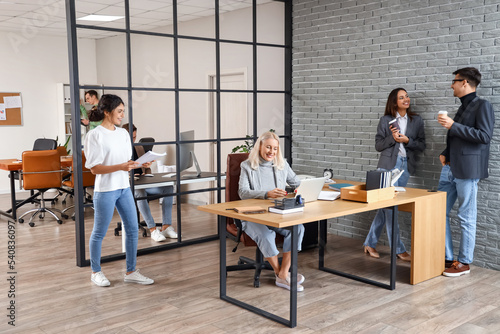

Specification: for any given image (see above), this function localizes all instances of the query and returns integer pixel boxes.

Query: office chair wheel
[62,214,69,219]
[72,216,76,221]
[142,230,148,238]
[57,220,63,224]
[39,214,44,219]
[114,229,120,236]
[253,279,260,288]
[29,222,35,227]
[62,200,66,205]
[18,218,24,223]
[238,260,244,265]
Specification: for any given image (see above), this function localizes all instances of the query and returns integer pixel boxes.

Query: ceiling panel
[0,0,271,39]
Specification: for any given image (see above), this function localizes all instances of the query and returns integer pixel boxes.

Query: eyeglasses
[452,79,465,83]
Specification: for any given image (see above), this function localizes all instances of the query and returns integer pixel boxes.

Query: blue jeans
[363,156,410,254]
[135,186,174,229]
[242,221,305,258]
[438,165,479,264]
[90,188,138,272]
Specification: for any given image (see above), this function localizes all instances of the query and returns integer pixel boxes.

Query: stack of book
[365,169,403,191]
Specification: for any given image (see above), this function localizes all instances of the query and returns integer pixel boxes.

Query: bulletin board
[0,92,23,126]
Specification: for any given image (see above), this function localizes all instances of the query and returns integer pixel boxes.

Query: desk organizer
[340,184,395,203]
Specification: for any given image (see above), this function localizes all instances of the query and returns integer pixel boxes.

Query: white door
[209,71,248,202]
[209,71,248,171]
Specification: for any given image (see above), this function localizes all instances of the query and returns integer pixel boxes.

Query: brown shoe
[443,262,470,277]
[397,252,411,262]
[445,260,458,269]
[363,245,380,258]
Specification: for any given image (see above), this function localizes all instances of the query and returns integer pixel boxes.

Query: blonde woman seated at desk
[238,131,305,291]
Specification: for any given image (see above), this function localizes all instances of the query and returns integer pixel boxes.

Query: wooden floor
[1,192,500,333]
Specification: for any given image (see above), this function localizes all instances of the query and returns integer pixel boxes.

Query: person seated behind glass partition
[122,123,177,242]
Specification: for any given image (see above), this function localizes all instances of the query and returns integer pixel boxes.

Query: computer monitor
[178,130,201,177]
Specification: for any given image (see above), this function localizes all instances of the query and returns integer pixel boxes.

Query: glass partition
[68,0,290,266]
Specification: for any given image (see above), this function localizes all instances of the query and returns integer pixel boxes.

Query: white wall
[0,32,97,193]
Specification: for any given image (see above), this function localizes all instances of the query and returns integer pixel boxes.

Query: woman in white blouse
[84,94,153,287]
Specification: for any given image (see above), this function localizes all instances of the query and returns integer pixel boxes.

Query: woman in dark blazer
[363,88,426,262]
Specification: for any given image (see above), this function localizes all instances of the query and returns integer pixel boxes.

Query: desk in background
[116,171,226,252]
[0,157,72,221]
[198,182,446,327]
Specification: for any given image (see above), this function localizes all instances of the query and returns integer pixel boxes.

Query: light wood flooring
[1,192,500,333]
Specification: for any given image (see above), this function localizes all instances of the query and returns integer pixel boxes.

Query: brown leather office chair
[10,138,58,204]
[226,153,280,288]
[17,149,66,227]
[61,151,95,219]
[52,145,72,204]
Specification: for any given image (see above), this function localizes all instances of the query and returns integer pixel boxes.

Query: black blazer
[441,96,495,179]
[375,114,426,175]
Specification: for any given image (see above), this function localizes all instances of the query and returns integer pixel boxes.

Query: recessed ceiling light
[77,15,124,22]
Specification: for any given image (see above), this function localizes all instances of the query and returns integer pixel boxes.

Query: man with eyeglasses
[437,67,494,277]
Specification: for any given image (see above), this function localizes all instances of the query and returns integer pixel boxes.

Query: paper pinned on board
[0,104,5,120]
[3,96,22,109]
[135,151,166,165]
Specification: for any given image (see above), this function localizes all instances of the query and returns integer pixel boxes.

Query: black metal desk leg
[319,219,327,269]
[319,210,396,290]
[289,225,298,328]
[219,215,227,298]
[390,205,398,290]
[10,170,17,221]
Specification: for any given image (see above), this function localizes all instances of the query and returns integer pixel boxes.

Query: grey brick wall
[292,0,500,270]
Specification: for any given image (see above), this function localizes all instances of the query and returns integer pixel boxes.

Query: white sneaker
[294,273,305,285]
[151,229,167,242]
[275,274,304,292]
[91,271,110,287]
[124,269,154,285]
[161,226,178,239]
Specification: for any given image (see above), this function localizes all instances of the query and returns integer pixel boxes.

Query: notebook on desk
[294,177,326,203]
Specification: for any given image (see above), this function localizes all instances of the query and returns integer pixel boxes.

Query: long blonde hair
[247,131,285,170]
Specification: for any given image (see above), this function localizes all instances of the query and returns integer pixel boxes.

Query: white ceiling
[0,0,272,39]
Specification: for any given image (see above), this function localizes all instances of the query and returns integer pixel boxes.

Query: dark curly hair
[88,94,124,122]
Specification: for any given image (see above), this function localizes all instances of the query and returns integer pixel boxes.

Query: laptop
[294,177,326,203]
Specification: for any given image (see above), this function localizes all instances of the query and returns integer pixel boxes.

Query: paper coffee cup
[438,110,448,115]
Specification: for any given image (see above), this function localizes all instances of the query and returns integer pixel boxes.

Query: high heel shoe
[363,245,380,258]
[397,251,411,262]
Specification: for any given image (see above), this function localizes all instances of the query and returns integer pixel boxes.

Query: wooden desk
[0,157,72,220]
[197,183,446,327]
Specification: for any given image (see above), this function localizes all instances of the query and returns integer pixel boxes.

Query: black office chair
[139,137,155,153]
[33,138,58,150]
